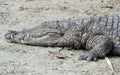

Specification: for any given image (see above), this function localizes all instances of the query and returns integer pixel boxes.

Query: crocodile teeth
[11,34,13,38]
[26,34,30,37]
[21,40,24,43]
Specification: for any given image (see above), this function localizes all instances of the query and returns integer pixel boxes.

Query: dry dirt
[0,0,120,75]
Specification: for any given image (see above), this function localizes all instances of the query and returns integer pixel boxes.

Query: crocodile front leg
[80,35,114,61]
[56,26,84,49]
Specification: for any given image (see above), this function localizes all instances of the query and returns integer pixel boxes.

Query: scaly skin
[4,14,120,61]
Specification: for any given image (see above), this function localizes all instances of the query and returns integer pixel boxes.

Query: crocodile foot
[80,53,98,61]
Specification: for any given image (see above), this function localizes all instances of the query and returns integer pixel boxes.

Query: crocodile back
[71,14,120,43]
[94,14,120,44]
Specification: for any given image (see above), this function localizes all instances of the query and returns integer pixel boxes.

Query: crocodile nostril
[8,30,18,34]
[8,30,14,33]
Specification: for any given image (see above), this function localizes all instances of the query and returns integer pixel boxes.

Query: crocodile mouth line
[6,39,11,43]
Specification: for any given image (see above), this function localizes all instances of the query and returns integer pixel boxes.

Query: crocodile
[4,14,120,61]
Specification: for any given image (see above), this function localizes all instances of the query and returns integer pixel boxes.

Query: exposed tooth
[21,40,24,43]
[26,34,30,37]
[11,34,13,38]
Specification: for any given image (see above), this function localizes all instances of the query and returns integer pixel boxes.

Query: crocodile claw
[79,53,97,61]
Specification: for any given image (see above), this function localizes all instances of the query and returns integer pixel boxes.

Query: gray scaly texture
[4,14,120,61]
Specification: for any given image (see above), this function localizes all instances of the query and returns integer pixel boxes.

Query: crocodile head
[4,30,20,43]
[4,21,84,48]
[4,28,62,46]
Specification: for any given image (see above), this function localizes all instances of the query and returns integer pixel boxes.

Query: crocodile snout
[4,30,17,40]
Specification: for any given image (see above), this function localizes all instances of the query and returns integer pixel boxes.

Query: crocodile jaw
[4,30,25,43]
[4,30,61,46]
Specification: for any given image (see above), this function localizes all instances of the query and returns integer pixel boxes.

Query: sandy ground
[0,0,120,75]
